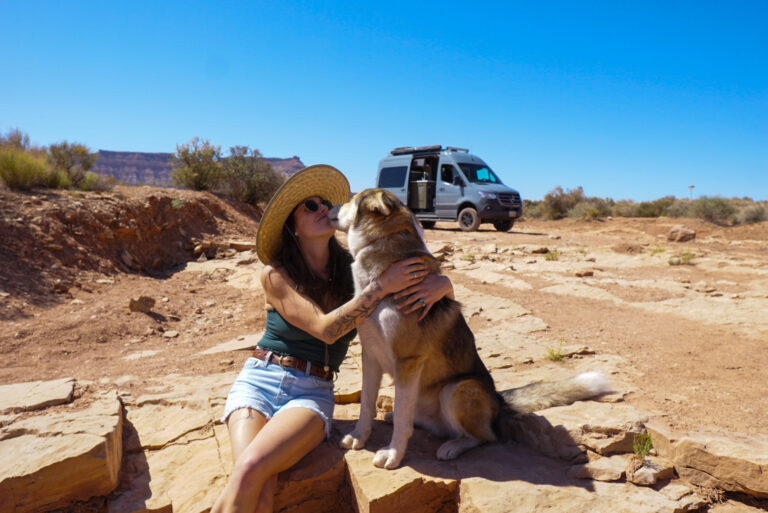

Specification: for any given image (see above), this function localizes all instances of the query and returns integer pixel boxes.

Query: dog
[329,189,609,469]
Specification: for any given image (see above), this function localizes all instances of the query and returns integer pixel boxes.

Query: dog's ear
[363,190,396,217]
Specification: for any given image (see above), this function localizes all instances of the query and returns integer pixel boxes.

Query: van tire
[458,207,481,231]
[493,220,513,232]
[421,221,436,229]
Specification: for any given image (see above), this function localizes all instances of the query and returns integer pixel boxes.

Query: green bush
[80,171,116,191]
[541,186,586,220]
[522,199,543,219]
[0,147,52,190]
[689,196,736,225]
[171,137,224,191]
[46,168,72,189]
[665,199,691,218]
[736,204,766,225]
[634,196,676,217]
[221,146,283,205]
[569,198,612,220]
[48,141,97,188]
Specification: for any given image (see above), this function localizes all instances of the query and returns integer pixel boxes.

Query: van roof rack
[390,145,469,156]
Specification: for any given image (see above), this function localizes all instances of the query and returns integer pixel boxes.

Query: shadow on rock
[332,415,595,492]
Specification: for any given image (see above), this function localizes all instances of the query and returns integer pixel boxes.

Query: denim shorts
[221,355,335,438]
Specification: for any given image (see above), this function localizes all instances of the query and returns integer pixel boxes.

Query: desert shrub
[736,204,767,225]
[634,196,676,217]
[610,200,636,217]
[48,141,97,188]
[171,137,224,191]
[45,168,72,189]
[80,172,116,191]
[522,199,543,219]
[221,146,283,205]
[541,186,586,220]
[688,196,736,225]
[665,199,691,218]
[569,198,612,220]
[0,147,52,190]
[0,128,31,150]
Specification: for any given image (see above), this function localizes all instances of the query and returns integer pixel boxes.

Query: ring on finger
[418,298,426,308]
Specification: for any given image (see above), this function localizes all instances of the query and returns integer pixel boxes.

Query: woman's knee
[231,450,274,489]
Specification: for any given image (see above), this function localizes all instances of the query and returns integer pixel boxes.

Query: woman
[212,165,453,513]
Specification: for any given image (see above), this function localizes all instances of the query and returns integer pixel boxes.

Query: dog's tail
[500,371,611,414]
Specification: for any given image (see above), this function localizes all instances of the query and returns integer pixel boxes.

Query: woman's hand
[394,274,454,321]
[377,257,428,296]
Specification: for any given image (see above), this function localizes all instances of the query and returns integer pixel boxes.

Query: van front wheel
[493,220,513,232]
[458,207,481,231]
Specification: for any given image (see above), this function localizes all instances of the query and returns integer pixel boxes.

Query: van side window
[440,164,455,184]
[378,166,408,188]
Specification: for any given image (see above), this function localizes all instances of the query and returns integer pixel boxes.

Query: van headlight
[477,192,497,199]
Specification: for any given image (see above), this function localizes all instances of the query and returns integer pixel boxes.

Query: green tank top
[257,309,356,372]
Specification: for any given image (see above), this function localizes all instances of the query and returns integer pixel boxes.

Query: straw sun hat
[256,164,350,264]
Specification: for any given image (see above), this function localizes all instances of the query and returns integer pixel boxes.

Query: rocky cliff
[91,151,305,186]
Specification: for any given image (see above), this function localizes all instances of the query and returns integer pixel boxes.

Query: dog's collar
[351,227,413,258]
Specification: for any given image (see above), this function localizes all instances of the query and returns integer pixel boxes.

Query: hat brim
[256,164,350,264]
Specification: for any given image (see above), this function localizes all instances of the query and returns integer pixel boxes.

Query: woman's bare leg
[228,408,268,460]
[212,407,326,513]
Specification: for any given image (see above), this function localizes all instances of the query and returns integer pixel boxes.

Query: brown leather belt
[252,347,333,381]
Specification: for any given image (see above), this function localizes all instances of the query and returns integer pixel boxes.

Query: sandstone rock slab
[108,429,226,513]
[198,332,263,355]
[0,377,75,414]
[512,402,648,461]
[458,443,706,513]
[0,392,122,513]
[647,422,768,498]
[570,453,633,481]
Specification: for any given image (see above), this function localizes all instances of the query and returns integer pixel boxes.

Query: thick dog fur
[330,189,609,469]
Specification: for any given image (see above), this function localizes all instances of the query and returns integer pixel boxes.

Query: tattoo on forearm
[323,282,383,340]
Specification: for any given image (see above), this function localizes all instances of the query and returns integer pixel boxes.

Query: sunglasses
[302,198,333,212]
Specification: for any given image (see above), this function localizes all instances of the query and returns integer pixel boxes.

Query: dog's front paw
[372,447,403,469]
[340,432,368,450]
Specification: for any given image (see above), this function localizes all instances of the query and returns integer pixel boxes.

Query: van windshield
[458,163,503,184]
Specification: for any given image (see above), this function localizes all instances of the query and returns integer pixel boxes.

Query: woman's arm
[261,257,428,344]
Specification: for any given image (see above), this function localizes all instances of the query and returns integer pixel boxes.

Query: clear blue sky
[2,1,766,201]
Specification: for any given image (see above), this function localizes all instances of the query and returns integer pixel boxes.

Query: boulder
[667,225,696,242]
[0,391,123,513]
[647,422,768,498]
[129,295,155,313]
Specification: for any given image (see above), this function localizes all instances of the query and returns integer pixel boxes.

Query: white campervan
[376,145,522,231]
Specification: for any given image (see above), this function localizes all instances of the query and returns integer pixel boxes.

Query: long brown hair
[277,212,354,312]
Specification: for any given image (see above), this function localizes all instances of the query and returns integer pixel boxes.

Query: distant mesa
[91,150,305,186]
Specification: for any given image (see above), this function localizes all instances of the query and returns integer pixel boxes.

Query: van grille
[498,192,521,207]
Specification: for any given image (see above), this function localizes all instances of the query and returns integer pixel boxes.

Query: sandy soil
[1,187,766,438]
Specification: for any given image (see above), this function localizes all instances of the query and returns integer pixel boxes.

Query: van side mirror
[452,175,464,187]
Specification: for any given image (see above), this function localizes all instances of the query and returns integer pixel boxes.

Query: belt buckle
[278,354,288,368]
